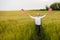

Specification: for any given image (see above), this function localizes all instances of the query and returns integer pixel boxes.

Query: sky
[0,0,60,10]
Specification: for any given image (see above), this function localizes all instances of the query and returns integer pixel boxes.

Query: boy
[28,13,47,35]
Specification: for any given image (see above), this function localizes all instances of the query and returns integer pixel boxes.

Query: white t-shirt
[29,14,46,25]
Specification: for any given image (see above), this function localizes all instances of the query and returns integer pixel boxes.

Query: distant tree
[50,2,60,10]
[46,6,49,10]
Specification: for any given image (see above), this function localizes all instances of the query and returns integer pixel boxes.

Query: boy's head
[36,13,40,16]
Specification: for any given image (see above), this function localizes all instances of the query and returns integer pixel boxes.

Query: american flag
[48,8,52,12]
[21,9,25,14]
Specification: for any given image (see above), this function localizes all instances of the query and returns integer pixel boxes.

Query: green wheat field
[0,10,60,40]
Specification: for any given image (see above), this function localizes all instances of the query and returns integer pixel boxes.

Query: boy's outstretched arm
[41,13,48,18]
[27,14,35,19]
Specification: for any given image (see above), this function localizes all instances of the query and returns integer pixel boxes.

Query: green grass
[0,10,60,40]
